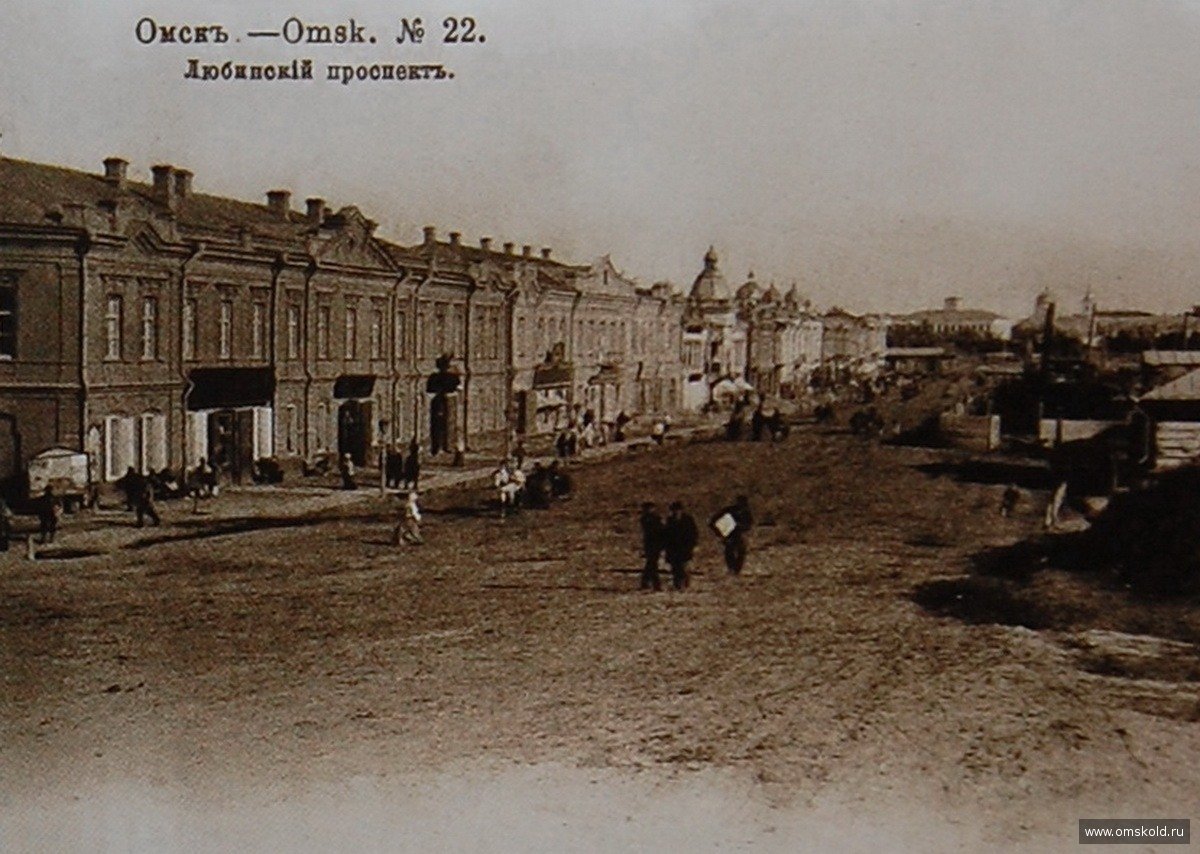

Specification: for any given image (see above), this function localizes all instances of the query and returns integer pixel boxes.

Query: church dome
[689,245,731,302]
[736,270,762,302]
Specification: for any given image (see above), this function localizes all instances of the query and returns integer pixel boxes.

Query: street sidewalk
[3,420,722,561]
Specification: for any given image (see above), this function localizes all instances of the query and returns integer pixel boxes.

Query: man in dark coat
[663,501,699,590]
[711,494,752,575]
[638,502,664,591]
[133,474,161,527]
[750,404,765,441]
[403,437,421,491]
[37,486,62,544]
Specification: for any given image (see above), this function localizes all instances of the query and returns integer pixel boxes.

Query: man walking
[711,494,753,575]
[663,501,699,590]
[133,474,161,527]
[37,486,61,544]
[392,490,424,546]
[639,502,664,591]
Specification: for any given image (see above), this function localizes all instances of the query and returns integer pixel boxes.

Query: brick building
[0,153,687,491]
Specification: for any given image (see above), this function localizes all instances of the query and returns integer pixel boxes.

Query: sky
[2,0,1200,317]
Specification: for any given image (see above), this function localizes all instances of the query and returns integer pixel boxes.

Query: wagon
[27,448,96,511]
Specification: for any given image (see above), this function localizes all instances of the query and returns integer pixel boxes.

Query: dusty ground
[2,427,1199,852]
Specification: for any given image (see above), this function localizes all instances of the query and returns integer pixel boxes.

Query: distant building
[819,307,887,372]
[1012,288,1177,348]
[896,296,1012,341]
[682,247,747,409]
[737,276,823,398]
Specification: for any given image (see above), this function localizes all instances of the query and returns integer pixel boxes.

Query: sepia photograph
[1,1,1199,850]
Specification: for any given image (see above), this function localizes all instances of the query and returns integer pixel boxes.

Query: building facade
[0,154,687,492]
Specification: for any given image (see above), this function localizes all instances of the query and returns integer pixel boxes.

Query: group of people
[638,494,753,591]
[114,467,162,527]
[725,398,788,443]
[493,457,574,517]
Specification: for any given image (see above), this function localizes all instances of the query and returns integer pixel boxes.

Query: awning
[187,368,274,411]
[588,366,621,385]
[533,363,573,388]
[334,375,376,399]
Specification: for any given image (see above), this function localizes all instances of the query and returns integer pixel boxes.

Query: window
[0,273,16,359]
[218,300,232,360]
[287,304,300,359]
[370,308,383,359]
[141,297,158,360]
[317,306,331,359]
[434,305,446,355]
[105,296,123,360]
[104,415,136,481]
[182,299,197,361]
[345,306,357,359]
[516,317,526,359]
[490,312,501,360]
[139,412,167,472]
[252,302,266,358]
[395,310,407,360]
[284,405,298,454]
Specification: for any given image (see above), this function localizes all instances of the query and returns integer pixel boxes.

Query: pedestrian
[403,437,421,491]
[750,404,765,441]
[651,420,666,445]
[1044,480,1067,531]
[663,501,699,590]
[639,502,664,590]
[614,410,630,443]
[494,460,524,517]
[711,494,752,575]
[526,463,553,509]
[116,466,139,510]
[549,460,573,499]
[392,490,424,545]
[385,444,404,490]
[1000,483,1020,518]
[555,430,570,459]
[37,486,61,544]
[0,495,11,552]
[133,474,161,527]
[338,452,357,490]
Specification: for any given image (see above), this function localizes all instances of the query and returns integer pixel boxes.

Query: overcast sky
[2,0,1199,316]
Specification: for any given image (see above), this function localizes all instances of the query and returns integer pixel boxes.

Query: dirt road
[2,430,1198,851]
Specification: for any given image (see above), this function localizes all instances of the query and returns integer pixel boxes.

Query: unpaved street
[3,430,1199,851]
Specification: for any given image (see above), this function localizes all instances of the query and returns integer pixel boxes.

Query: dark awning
[187,368,274,411]
[334,375,376,399]
[588,366,621,385]
[533,363,572,388]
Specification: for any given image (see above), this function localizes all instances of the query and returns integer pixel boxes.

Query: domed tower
[735,270,762,305]
[762,281,781,304]
[689,245,732,306]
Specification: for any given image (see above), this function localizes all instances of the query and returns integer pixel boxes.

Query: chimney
[306,197,325,226]
[266,189,291,220]
[423,225,436,245]
[151,164,174,206]
[522,245,532,257]
[173,169,193,201]
[540,247,552,260]
[480,237,493,252]
[103,157,128,189]
[503,242,515,255]
[449,231,461,246]
[944,296,961,312]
